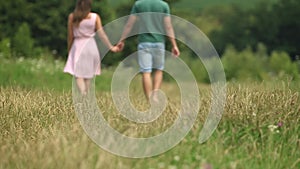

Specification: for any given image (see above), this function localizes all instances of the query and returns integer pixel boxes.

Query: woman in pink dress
[64,0,119,95]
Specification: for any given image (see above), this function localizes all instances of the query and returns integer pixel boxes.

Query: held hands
[116,41,125,51]
[110,46,120,53]
[110,41,180,57]
[110,41,125,53]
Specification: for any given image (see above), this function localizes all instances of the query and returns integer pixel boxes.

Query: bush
[221,45,266,81]
[220,44,299,82]
[11,22,34,58]
[0,38,11,58]
[269,51,299,80]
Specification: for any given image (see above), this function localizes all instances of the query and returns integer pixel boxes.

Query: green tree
[0,0,114,58]
[209,5,257,55]
[272,0,300,58]
[0,0,27,39]
[209,0,300,58]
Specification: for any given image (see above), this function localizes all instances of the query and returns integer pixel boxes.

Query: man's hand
[172,46,180,57]
[110,41,125,53]
[117,41,125,51]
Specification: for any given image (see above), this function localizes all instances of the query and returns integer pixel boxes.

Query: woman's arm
[67,13,74,53]
[95,14,118,52]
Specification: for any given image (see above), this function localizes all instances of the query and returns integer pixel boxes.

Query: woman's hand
[110,46,120,53]
[110,41,125,53]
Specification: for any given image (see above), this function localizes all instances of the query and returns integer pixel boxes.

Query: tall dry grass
[0,82,299,169]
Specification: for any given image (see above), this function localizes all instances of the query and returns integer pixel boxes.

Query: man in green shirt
[118,0,180,101]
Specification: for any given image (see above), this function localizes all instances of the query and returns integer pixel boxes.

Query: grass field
[1,0,298,167]
[0,57,114,92]
[0,58,299,169]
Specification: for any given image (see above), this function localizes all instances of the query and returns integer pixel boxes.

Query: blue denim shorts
[137,42,165,73]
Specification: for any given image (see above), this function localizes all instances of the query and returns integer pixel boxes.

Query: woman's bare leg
[76,77,87,95]
[84,79,91,94]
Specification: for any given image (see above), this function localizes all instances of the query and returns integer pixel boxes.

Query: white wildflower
[174,155,180,161]
[268,125,278,132]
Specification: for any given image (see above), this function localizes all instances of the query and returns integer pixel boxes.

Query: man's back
[133,0,169,13]
[131,0,170,43]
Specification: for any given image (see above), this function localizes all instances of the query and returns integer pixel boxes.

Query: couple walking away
[64,0,180,102]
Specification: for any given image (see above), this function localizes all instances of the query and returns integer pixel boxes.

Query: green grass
[0,57,114,92]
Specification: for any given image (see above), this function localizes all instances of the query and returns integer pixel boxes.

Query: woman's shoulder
[68,13,74,19]
[90,12,100,21]
[90,12,99,17]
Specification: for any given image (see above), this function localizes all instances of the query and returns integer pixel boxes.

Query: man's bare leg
[152,70,163,102]
[142,72,153,100]
[153,70,163,91]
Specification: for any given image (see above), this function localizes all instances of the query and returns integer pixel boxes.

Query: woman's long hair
[73,0,92,27]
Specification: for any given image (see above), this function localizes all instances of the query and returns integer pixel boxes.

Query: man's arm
[117,15,137,50]
[164,16,180,57]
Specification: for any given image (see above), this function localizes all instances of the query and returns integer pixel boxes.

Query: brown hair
[73,0,92,27]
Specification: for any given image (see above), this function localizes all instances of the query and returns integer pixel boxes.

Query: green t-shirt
[130,0,170,43]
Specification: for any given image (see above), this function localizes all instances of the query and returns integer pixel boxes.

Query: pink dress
[64,13,101,78]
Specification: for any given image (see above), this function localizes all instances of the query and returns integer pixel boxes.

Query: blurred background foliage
[0,0,299,83]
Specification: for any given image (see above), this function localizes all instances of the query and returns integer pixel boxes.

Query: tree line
[0,0,299,63]
[207,0,300,59]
